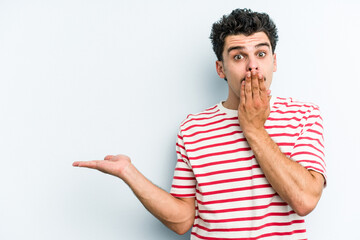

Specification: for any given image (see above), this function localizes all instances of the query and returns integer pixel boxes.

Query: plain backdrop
[1,0,359,239]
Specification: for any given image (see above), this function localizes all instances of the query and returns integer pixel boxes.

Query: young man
[73,8,326,239]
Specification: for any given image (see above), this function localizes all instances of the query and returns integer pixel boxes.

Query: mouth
[241,77,266,82]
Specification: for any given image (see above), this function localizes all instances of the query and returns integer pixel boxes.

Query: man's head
[210,8,278,62]
[210,9,279,108]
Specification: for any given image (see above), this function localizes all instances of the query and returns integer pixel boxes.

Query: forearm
[120,163,195,234]
[244,128,324,216]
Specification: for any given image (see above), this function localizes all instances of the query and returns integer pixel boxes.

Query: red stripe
[307,114,321,120]
[265,124,303,129]
[182,117,238,132]
[293,143,324,156]
[186,138,247,152]
[283,152,291,156]
[271,109,309,115]
[191,229,306,240]
[274,100,318,109]
[176,142,186,150]
[171,184,196,189]
[205,105,218,111]
[197,210,295,223]
[197,193,277,205]
[176,150,189,160]
[192,156,255,169]
[267,116,302,121]
[267,114,320,123]
[189,147,252,161]
[290,151,325,164]
[196,184,271,196]
[277,142,295,147]
[185,106,219,118]
[298,160,326,170]
[304,166,326,175]
[182,123,239,138]
[297,136,324,148]
[198,201,287,214]
[171,193,195,198]
[198,174,265,187]
[182,113,226,127]
[315,121,323,129]
[174,167,193,172]
[307,129,322,136]
[269,133,299,138]
[185,130,243,145]
[193,219,304,232]
[195,165,260,178]
[305,122,318,128]
[186,105,218,117]
[173,176,196,180]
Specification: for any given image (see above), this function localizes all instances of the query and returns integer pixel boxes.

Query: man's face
[216,32,277,101]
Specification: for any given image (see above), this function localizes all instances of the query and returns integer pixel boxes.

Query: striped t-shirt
[170,96,326,240]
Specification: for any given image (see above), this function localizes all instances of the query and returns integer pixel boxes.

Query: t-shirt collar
[218,96,277,116]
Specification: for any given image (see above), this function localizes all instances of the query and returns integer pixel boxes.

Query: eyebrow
[227,42,271,54]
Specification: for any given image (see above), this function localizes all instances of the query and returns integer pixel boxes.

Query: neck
[222,86,240,110]
[222,97,239,110]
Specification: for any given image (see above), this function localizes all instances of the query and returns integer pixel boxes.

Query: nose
[247,56,259,71]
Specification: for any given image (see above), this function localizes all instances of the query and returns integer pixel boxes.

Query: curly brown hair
[210,8,278,61]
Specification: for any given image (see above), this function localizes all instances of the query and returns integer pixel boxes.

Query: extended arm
[73,155,195,234]
[238,71,324,216]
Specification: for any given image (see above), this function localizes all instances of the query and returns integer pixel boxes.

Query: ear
[216,60,226,79]
[273,53,277,72]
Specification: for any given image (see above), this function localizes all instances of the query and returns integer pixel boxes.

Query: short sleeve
[290,106,327,182]
[170,131,196,198]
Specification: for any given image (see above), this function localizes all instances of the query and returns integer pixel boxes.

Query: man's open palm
[73,154,131,179]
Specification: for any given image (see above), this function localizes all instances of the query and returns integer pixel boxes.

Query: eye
[234,54,244,60]
[258,51,266,58]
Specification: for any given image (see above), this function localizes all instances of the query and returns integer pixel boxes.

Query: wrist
[243,127,268,143]
[117,161,135,181]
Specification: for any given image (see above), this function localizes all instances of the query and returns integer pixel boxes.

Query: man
[73,8,326,239]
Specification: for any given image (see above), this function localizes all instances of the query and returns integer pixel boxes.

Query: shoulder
[271,97,323,128]
[273,96,321,113]
[178,103,226,131]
